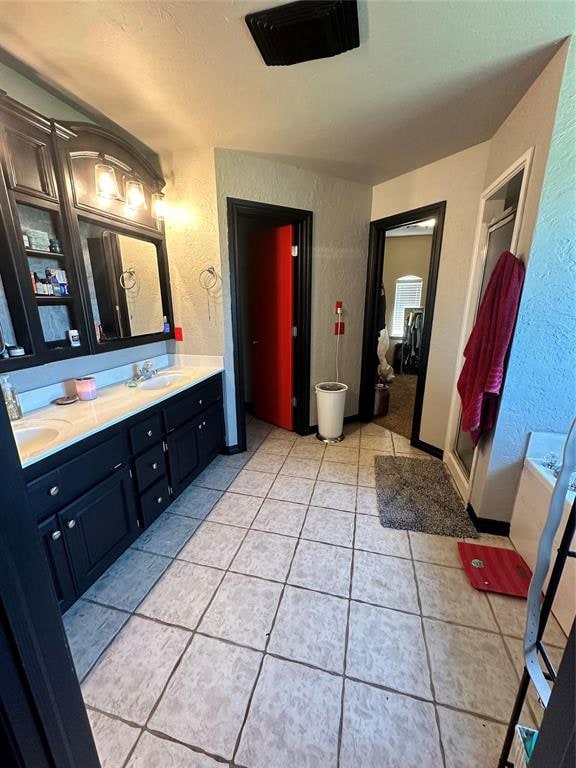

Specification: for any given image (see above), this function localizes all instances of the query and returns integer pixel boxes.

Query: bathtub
[510,452,575,636]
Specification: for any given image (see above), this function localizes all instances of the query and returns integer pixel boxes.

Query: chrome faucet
[129,360,157,385]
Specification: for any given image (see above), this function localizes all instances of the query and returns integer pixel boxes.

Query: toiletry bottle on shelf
[163,315,171,333]
[1,375,23,421]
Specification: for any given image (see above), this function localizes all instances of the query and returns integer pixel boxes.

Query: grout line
[407,533,447,768]
[230,506,303,765]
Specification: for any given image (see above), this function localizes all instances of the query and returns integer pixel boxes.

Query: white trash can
[315,382,348,443]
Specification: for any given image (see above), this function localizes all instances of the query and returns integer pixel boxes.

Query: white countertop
[13,365,223,469]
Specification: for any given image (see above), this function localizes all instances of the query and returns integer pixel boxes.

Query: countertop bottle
[1,375,23,421]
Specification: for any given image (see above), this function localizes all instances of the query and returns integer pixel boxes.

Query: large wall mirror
[79,222,166,342]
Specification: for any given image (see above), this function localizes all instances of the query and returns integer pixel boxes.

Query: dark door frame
[227,197,313,452]
[359,201,446,457]
[0,401,100,766]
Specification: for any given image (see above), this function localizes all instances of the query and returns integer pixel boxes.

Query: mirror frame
[56,123,175,355]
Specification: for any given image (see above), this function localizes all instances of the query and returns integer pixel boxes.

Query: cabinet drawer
[164,376,222,432]
[129,413,163,455]
[140,476,171,527]
[27,433,129,520]
[134,443,166,493]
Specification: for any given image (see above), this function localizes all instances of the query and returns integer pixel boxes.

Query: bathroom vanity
[19,369,224,612]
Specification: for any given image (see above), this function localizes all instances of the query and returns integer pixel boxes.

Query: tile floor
[64,418,568,768]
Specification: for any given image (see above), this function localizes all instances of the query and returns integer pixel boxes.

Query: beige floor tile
[438,707,507,768]
[487,592,566,647]
[318,460,358,485]
[245,452,286,474]
[279,456,321,480]
[82,616,189,724]
[192,463,239,491]
[415,561,498,631]
[324,445,359,464]
[126,732,224,768]
[207,492,263,528]
[357,464,376,486]
[167,485,223,519]
[63,600,129,681]
[347,601,432,698]
[252,498,307,537]
[131,512,201,558]
[289,442,326,460]
[236,656,341,768]
[178,522,246,569]
[354,515,411,558]
[199,572,282,650]
[361,435,393,452]
[228,469,276,497]
[359,448,393,465]
[258,437,293,456]
[311,480,357,512]
[356,486,378,515]
[87,710,140,768]
[268,474,315,505]
[340,679,442,768]
[231,530,297,582]
[288,539,352,597]
[301,506,355,548]
[352,550,419,613]
[137,560,223,629]
[268,427,298,442]
[269,586,348,672]
[149,635,261,760]
[424,618,518,721]
[409,531,463,568]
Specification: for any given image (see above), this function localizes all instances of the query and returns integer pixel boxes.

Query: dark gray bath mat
[374,456,478,538]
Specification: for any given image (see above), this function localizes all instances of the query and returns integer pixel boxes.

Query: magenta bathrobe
[457,250,525,446]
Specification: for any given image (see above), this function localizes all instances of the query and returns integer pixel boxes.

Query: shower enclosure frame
[444,148,534,503]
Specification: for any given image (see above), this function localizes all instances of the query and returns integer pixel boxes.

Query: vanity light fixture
[151,192,166,222]
[95,160,120,199]
[125,178,146,212]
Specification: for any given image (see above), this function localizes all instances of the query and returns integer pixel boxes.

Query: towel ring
[199,266,218,291]
[119,268,137,290]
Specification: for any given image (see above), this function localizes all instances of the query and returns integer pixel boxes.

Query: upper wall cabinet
[0,93,173,371]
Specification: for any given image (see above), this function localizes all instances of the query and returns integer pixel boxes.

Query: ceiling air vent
[245,0,360,66]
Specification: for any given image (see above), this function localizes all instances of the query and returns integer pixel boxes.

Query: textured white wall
[470,41,574,522]
[371,142,490,449]
[215,149,372,445]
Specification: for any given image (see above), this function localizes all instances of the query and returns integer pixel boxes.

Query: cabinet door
[198,402,225,464]
[38,515,77,612]
[167,420,202,497]
[60,468,138,594]
[0,121,57,200]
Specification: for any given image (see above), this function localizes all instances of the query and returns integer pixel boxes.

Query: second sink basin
[139,372,186,390]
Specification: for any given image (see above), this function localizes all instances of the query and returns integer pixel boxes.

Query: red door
[249,225,294,430]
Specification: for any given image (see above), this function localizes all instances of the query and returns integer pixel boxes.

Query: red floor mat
[458,542,533,598]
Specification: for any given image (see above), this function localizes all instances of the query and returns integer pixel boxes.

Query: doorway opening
[445,150,533,500]
[359,202,446,456]
[227,198,313,453]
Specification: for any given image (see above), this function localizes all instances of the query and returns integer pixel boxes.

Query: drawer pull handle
[152,462,158,470]
[51,530,62,541]
[199,399,203,405]
[156,496,163,504]
[66,520,76,529]
[112,462,123,471]
[203,421,206,426]
[147,429,153,437]
[49,485,60,497]
[198,424,203,430]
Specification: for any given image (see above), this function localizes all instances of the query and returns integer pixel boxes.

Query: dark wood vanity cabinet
[26,374,225,612]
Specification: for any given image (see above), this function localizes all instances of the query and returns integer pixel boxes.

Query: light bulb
[95,163,119,199]
[152,193,166,221]
[125,179,146,210]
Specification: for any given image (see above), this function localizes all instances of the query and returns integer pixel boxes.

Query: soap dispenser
[1,375,23,421]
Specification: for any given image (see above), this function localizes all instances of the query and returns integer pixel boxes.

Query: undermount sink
[139,372,186,390]
[12,419,71,456]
